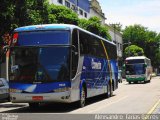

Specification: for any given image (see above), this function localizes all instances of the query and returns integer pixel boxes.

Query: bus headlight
[53,87,70,93]
[9,88,22,93]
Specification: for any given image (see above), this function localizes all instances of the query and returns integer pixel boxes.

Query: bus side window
[72,29,79,78]
[79,31,89,55]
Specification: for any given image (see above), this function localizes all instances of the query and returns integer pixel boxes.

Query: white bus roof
[14,24,115,46]
[126,56,150,60]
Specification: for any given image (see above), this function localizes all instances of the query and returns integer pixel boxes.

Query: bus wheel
[129,82,131,84]
[107,83,110,98]
[107,82,113,98]
[80,87,86,107]
[29,103,39,109]
[134,81,138,84]
[148,76,151,83]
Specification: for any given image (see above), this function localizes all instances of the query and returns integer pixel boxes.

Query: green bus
[125,56,152,84]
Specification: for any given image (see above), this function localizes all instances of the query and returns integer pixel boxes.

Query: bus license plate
[32,96,43,101]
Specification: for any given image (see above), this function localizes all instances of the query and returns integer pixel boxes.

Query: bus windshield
[9,47,70,83]
[126,64,145,75]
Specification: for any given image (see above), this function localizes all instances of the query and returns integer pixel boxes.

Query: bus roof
[126,56,150,60]
[14,24,115,46]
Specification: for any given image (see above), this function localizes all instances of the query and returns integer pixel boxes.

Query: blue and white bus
[7,24,118,108]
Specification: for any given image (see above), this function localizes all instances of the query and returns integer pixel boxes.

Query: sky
[98,0,160,33]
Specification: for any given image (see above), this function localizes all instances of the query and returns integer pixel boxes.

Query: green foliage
[123,24,147,48]
[110,23,122,32]
[0,0,15,36]
[48,5,79,25]
[123,24,160,67]
[78,17,111,40]
[124,45,144,57]
[0,0,50,46]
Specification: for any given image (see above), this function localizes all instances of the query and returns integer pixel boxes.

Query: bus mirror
[74,52,78,55]
[122,64,125,69]
[3,45,9,53]
[0,45,9,63]
[144,64,147,67]
[71,45,76,51]
[0,56,2,63]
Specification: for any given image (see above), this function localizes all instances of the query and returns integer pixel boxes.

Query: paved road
[0,77,160,114]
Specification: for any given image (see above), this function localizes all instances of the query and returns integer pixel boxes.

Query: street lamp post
[122,41,131,57]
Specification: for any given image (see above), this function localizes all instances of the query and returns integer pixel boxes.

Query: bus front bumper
[126,76,145,82]
[10,91,71,103]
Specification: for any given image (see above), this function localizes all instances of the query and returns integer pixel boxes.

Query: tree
[0,0,15,40]
[109,23,122,32]
[79,17,111,40]
[122,24,160,68]
[14,0,49,26]
[124,45,144,57]
[0,0,49,57]
[123,24,147,49]
[48,5,79,25]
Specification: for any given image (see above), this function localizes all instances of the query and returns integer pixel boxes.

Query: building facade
[89,0,106,25]
[106,25,123,58]
[48,0,123,63]
[49,0,90,19]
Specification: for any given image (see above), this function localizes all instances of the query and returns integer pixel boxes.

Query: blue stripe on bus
[9,81,71,93]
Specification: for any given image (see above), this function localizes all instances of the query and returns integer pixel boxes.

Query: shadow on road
[124,81,150,85]
[0,103,26,108]
[1,94,115,113]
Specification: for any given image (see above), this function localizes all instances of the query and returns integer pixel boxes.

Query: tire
[120,79,122,83]
[80,87,86,108]
[107,82,113,98]
[134,81,138,84]
[129,81,131,84]
[148,75,151,83]
[29,103,39,109]
[7,96,10,102]
[107,83,110,98]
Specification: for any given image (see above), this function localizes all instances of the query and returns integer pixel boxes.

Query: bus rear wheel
[107,82,113,98]
[79,87,86,108]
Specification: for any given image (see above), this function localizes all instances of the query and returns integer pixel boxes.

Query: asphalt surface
[0,77,160,120]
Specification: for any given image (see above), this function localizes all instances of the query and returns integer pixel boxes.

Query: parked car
[0,78,9,101]
[118,70,122,83]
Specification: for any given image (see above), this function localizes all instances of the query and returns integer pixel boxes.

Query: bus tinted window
[17,31,70,46]
[10,47,70,83]
[104,42,117,59]
[79,31,106,58]
[126,59,145,64]
[71,29,79,78]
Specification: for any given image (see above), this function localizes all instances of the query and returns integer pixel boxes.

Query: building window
[79,9,83,15]
[65,0,70,8]
[58,0,63,4]
[71,5,76,10]
[84,12,87,18]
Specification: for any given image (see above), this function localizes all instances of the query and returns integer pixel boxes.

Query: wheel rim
[107,83,110,97]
